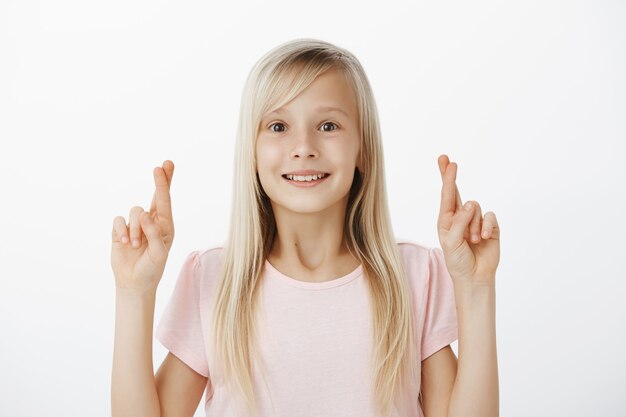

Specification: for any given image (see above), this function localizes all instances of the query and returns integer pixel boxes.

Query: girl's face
[256,68,361,215]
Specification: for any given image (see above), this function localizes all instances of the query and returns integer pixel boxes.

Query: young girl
[111,38,500,417]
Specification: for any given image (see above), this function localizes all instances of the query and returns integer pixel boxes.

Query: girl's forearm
[111,289,162,417]
[448,282,499,417]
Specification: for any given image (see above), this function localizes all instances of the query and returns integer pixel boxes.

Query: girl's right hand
[111,160,176,296]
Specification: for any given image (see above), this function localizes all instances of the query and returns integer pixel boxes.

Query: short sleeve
[155,250,210,378]
[420,247,459,361]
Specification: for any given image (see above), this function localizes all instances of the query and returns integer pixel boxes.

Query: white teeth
[285,173,327,182]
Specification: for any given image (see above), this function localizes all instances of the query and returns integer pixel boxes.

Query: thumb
[140,212,167,258]
[449,202,475,247]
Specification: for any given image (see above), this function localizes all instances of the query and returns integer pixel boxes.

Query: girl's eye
[320,122,338,132]
[269,122,286,133]
[267,121,339,133]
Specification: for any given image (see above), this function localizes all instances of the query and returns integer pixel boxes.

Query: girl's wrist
[115,286,158,299]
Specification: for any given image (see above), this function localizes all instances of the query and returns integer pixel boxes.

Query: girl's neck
[268,227,359,282]
[267,193,358,282]
[267,238,360,283]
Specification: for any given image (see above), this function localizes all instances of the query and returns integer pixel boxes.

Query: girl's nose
[290,132,319,159]
[292,149,318,159]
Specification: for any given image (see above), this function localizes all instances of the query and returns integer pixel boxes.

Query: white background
[1,0,625,416]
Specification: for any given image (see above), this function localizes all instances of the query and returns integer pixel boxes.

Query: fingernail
[464,202,472,211]
[121,236,128,244]
[482,230,489,238]
[132,239,139,247]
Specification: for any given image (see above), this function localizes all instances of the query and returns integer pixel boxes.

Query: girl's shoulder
[394,237,442,287]
[195,244,225,259]
[194,244,226,269]
[183,245,226,289]
[394,236,434,256]
[191,240,438,285]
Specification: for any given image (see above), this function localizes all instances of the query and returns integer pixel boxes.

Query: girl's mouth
[281,173,330,188]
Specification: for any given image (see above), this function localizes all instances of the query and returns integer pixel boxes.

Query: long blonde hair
[208,38,420,417]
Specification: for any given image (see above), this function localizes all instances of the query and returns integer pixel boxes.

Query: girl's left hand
[436,155,500,287]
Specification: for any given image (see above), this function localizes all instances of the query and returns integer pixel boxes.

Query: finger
[112,216,129,244]
[437,156,463,211]
[438,155,455,216]
[129,206,145,248]
[481,211,499,239]
[450,164,463,209]
[449,201,477,248]
[468,200,483,243]
[149,160,173,214]
[150,161,174,220]
[140,211,167,258]
[438,156,463,216]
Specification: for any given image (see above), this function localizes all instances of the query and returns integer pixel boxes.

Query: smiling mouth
[281,173,330,181]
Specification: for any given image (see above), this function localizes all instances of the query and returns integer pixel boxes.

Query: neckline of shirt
[263,259,363,290]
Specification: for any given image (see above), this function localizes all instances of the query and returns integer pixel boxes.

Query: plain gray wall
[1,0,624,415]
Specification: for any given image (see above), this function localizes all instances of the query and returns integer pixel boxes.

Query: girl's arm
[435,156,501,416]
[111,290,162,417]
[420,345,458,416]
[111,161,176,417]
[155,352,208,416]
[447,283,499,417]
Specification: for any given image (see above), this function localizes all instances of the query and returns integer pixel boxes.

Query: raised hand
[436,155,500,287]
[111,160,176,296]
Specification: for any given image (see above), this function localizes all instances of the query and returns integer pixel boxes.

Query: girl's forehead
[264,105,350,118]
[265,70,356,116]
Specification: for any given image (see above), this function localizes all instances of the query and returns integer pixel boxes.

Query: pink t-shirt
[155,238,458,417]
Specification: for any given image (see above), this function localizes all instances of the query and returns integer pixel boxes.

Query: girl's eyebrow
[263,106,349,119]
[315,106,349,117]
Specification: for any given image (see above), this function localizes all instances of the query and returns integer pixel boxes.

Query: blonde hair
[208,38,420,417]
